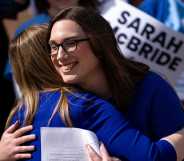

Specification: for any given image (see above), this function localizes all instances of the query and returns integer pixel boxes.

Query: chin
[62,76,79,85]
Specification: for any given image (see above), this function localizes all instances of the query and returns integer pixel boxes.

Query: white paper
[41,127,100,161]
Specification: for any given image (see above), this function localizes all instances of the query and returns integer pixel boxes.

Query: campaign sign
[102,1,184,86]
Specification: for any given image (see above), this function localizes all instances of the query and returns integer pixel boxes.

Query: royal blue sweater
[12,72,184,161]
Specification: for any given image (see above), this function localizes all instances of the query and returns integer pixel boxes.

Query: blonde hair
[7,24,72,128]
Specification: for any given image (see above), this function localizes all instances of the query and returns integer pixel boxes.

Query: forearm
[102,126,176,161]
[82,95,182,161]
[86,112,177,161]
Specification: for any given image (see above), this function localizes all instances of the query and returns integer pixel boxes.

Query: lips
[61,62,78,73]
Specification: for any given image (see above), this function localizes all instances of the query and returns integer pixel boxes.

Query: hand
[0,121,35,161]
[86,143,121,161]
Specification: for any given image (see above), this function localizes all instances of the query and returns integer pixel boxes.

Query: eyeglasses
[49,37,89,56]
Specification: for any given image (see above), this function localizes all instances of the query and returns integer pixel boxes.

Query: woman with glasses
[6,23,184,161]
[47,6,184,161]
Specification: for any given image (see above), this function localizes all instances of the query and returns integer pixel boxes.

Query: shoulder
[133,71,181,109]
[67,91,124,129]
[145,71,168,83]
[15,13,50,36]
[135,71,184,137]
[136,71,172,91]
[67,91,113,107]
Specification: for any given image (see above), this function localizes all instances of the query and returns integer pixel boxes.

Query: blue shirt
[11,72,184,161]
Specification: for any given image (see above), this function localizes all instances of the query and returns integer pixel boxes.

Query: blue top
[11,72,184,161]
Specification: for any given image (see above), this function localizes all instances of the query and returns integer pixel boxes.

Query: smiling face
[49,19,101,85]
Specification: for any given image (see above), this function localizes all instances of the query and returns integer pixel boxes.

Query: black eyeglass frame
[49,37,90,56]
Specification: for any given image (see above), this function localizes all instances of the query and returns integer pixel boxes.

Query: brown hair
[47,7,149,113]
[7,24,72,127]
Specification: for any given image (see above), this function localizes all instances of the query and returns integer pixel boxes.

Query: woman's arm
[86,138,184,161]
[79,95,183,161]
[0,121,35,161]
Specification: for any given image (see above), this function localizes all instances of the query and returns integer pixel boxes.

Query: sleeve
[151,75,184,138]
[81,98,177,161]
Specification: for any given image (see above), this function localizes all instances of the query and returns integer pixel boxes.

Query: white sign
[102,1,184,86]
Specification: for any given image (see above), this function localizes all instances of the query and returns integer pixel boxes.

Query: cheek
[84,49,99,64]
[77,43,100,67]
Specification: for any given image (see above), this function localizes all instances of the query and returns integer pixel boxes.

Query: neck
[79,69,110,99]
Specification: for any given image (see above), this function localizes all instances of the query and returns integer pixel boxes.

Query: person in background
[14,0,100,36]
[0,0,30,136]
[0,0,30,19]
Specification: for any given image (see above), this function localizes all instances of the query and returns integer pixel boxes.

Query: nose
[56,45,69,62]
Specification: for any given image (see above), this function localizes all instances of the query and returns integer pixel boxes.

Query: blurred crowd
[0,0,184,136]
[0,0,30,135]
